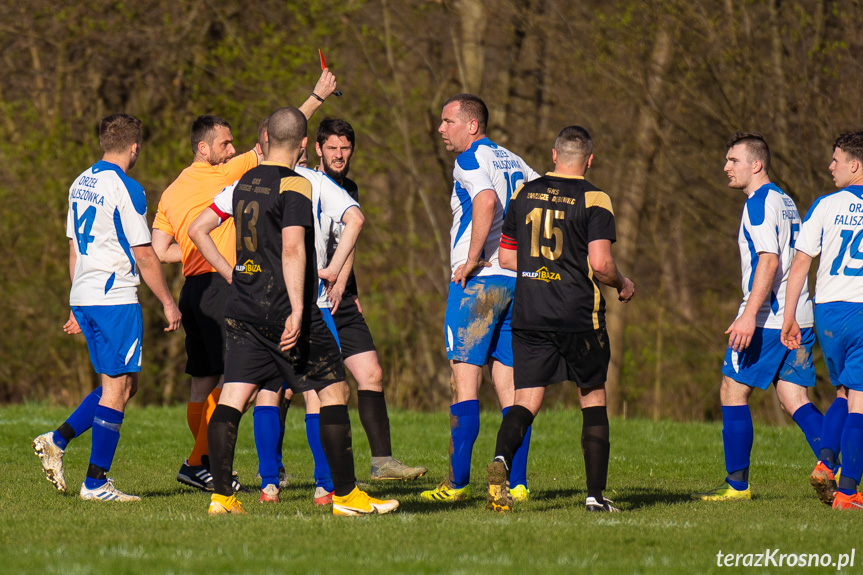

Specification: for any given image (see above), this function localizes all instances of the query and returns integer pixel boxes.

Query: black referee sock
[208,404,242,497]
[357,390,392,457]
[278,397,291,459]
[494,405,534,472]
[581,406,610,501]
[319,405,356,497]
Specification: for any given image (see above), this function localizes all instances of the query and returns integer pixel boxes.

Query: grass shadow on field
[529,486,693,512]
[613,487,697,510]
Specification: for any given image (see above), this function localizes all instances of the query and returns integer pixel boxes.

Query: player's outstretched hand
[163,302,182,332]
[452,258,491,288]
[725,314,755,352]
[63,311,81,335]
[313,68,338,100]
[618,277,635,302]
[280,312,302,351]
[780,318,801,350]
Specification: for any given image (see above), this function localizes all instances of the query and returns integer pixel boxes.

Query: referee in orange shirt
[152,70,339,490]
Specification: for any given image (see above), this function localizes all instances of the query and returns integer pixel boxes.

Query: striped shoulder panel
[280,176,312,200]
[585,191,613,215]
[511,182,526,201]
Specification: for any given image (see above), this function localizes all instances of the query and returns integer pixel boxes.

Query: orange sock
[186,402,204,438]
[189,388,221,466]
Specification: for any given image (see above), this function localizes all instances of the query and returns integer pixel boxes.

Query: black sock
[86,463,107,481]
[357,390,391,457]
[582,406,610,501]
[278,397,291,462]
[56,422,75,444]
[319,405,356,497]
[494,405,534,472]
[207,404,242,497]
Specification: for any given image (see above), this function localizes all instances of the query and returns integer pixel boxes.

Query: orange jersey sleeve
[154,150,258,277]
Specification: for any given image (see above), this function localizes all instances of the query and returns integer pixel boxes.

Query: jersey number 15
[526,207,565,260]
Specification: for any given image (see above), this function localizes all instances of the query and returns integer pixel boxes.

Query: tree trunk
[453,0,487,94]
[605,25,673,416]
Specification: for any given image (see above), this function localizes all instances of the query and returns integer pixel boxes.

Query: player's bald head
[554,125,593,166]
[266,107,307,150]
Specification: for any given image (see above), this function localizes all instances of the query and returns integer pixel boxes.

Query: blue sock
[254,406,280,488]
[305,414,333,492]
[85,405,123,489]
[54,386,103,449]
[722,405,753,490]
[791,403,823,458]
[449,400,480,489]
[502,406,532,488]
[820,397,848,470]
[837,413,863,495]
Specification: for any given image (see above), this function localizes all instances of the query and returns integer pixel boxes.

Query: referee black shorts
[179,273,229,377]
[223,310,345,394]
[513,327,610,389]
[332,295,376,358]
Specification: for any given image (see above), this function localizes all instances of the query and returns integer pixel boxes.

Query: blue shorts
[815,302,863,391]
[444,276,514,367]
[72,304,143,377]
[721,326,815,389]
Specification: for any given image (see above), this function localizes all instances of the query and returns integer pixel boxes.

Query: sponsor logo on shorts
[235,259,262,275]
[521,266,561,283]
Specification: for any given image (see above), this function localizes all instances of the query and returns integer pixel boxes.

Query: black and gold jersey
[225,162,315,326]
[500,172,616,332]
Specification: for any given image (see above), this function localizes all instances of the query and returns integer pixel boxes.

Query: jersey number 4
[73,202,96,255]
[526,207,565,260]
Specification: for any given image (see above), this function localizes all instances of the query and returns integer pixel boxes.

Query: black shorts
[332,295,376,358]
[223,311,345,393]
[179,273,229,377]
[513,328,610,389]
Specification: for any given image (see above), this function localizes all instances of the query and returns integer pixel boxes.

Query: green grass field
[1,403,858,574]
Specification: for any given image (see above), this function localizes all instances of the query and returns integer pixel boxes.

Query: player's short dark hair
[99,113,142,154]
[267,107,307,148]
[257,116,269,149]
[726,132,770,173]
[444,94,489,133]
[190,115,232,152]
[554,125,593,163]
[834,132,863,163]
[316,118,355,148]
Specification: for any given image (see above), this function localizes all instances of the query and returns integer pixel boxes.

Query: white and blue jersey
[796,185,863,303]
[295,166,360,309]
[735,183,814,328]
[449,137,539,278]
[66,160,151,306]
